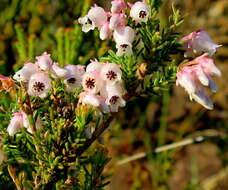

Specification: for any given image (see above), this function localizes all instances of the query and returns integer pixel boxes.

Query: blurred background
[0,0,227,189]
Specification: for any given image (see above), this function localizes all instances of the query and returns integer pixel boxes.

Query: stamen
[109,96,119,104]
[67,78,76,84]
[85,78,95,89]
[32,81,45,92]
[139,10,147,18]
[121,44,128,49]
[106,70,117,80]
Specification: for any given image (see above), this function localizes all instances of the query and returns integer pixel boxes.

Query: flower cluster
[177,30,221,109]
[13,52,85,97]
[78,0,150,56]
[79,60,126,113]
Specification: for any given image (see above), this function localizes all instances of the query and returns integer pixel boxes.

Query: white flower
[113,26,136,44]
[13,63,39,82]
[78,15,96,33]
[100,62,122,85]
[116,42,133,56]
[35,52,53,71]
[82,71,103,94]
[79,92,110,113]
[86,60,104,73]
[130,1,150,23]
[51,62,68,78]
[78,5,107,33]
[101,83,126,112]
[28,73,51,98]
[64,65,85,93]
[113,26,136,56]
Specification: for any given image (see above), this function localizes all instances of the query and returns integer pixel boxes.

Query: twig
[116,131,221,166]
[8,165,24,190]
[76,115,115,156]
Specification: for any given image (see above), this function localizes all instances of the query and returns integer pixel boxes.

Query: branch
[116,130,222,166]
[76,114,115,156]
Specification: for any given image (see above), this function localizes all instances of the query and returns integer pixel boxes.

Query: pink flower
[79,92,110,113]
[101,83,126,112]
[109,13,126,30]
[86,60,104,73]
[13,63,39,82]
[181,29,221,57]
[99,21,112,40]
[7,112,28,136]
[28,73,51,98]
[78,5,108,32]
[51,62,68,79]
[100,62,122,85]
[78,15,96,33]
[82,71,103,94]
[176,54,221,109]
[113,26,136,56]
[111,0,127,13]
[130,1,150,23]
[35,52,53,71]
[64,65,85,93]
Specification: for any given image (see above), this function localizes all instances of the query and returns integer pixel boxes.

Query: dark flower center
[32,81,45,92]
[106,70,117,80]
[85,78,95,89]
[121,44,128,49]
[139,10,147,18]
[67,78,76,84]
[85,18,93,25]
[109,96,119,105]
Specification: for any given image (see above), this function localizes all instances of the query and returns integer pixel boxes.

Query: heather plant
[0,0,223,189]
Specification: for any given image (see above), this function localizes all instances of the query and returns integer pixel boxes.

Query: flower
[111,0,127,13]
[35,52,53,71]
[82,71,103,94]
[100,62,122,85]
[0,75,14,91]
[113,26,136,56]
[78,5,107,32]
[101,83,126,112]
[99,21,112,40]
[28,73,51,98]
[181,29,222,57]
[176,54,221,109]
[64,65,85,93]
[78,15,96,33]
[79,92,110,113]
[51,62,68,78]
[86,60,104,73]
[13,63,39,82]
[130,1,150,23]
[109,13,126,30]
[7,112,28,136]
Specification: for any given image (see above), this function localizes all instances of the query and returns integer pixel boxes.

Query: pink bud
[35,52,53,71]
[111,0,127,13]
